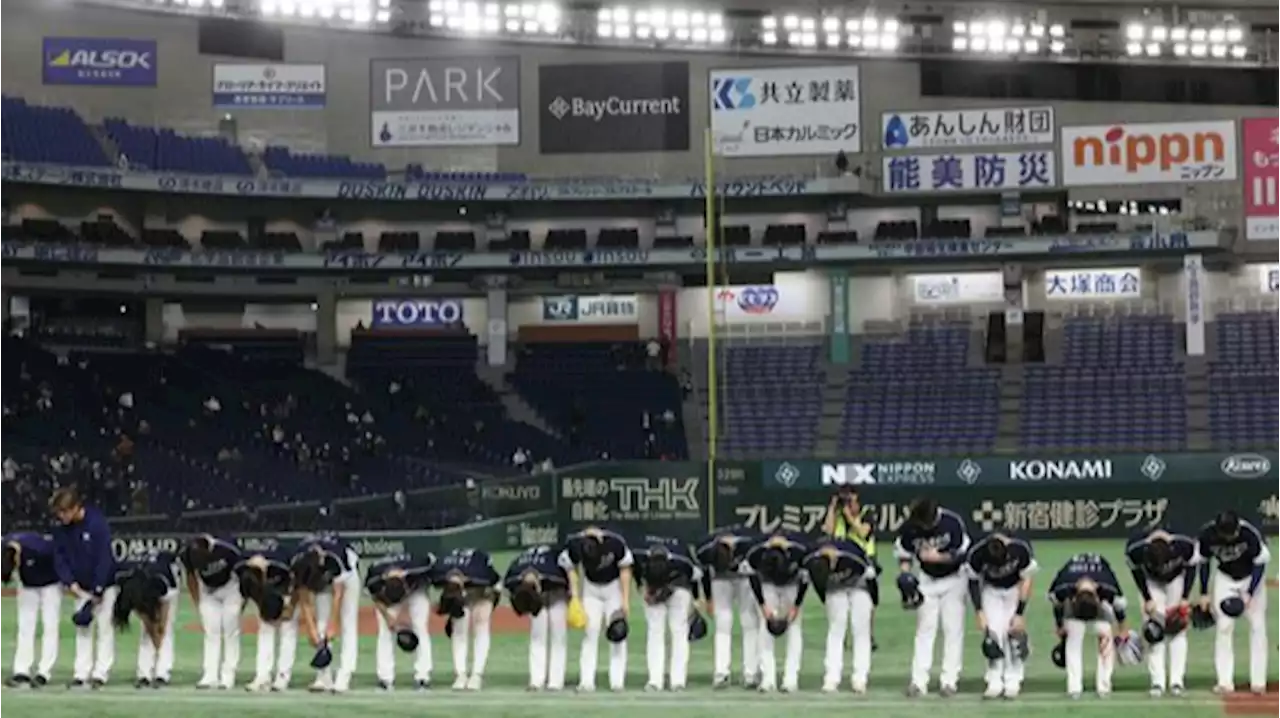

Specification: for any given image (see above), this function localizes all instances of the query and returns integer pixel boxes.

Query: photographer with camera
[821,487,879,651]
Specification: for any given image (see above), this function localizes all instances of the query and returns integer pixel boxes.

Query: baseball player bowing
[745,531,809,693]
[895,497,970,698]
[695,526,762,689]
[802,538,876,694]
[366,552,435,691]
[290,533,362,694]
[1196,511,1271,695]
[179,535,244,690]
[559,526,634,692]
[112,551,181,689]
[504,545,571,692]
[633,536,702,692]
[3,532,61,688]
[235,549,297,692]
[51,487,117,690]
[1047,552,1138,699]
[1125,527,1197,697]
[965,532,1037,699]
[433,547,501,691]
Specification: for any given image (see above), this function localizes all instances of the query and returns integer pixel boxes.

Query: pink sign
[1242,117,1279,240]
[657,288,678,368]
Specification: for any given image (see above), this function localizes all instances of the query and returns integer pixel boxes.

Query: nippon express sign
[371,299,464,327]
[43,37,157,86]
[541,295,639,323]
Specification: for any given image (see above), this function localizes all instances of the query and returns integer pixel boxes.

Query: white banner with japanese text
[882,150,1055,194]
[213,63,326,109]
[881,106,1054,150]
[710,65,860,157]
[1044,268,1142,300]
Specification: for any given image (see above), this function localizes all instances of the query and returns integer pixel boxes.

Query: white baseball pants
[72,586,119,683]
[374,590,433,685]
[981,585,1025,695]
[136,590,178,681]
[197,577,243,688]
[310,569,362,691]
[711,576,760,681]
[1212,570,1269,691]
[578,578,627,691]
[12,584,61,680]
[643,586,693,689]
[1145,575,1188,690]
[910,572,966,693]
[450,595,494,684]
[758,582,803,691]
[1065,617,1114,695]
[528,597,568,690]
[823,585,873,689]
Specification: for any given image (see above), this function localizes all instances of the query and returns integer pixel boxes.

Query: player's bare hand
[974,612,987,631]
[1010,615,1026,633]
[1055,626,1066,639]
[1198,596,1212,611]
[326,624,339,641]
[763,606,776,621]
[787,606,799,622]
[1143,600,1157,617]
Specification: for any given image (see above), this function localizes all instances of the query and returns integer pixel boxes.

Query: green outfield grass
[2,539,1277,718]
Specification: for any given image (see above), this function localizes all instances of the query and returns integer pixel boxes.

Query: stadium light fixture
[601,5,723,43]
[765,11,899,51]
[1121,17,1250,63]
[431,0,555,33]
[953,15,1057,56]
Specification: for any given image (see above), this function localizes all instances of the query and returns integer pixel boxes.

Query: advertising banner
[539,62,689,154]
[712,284,803,321]
[540,295,639,323]
[1184,254,1206,357]
[371,298,465,327]
[213,63,326,109]
[1242,117,1279,241]
[911,272,1005,304]
[110,511,558,566]
[883,150,1055,193]
[657,288,678,368]
[828,271,850,364]
[723,482,1277,540]
[1259,264,1279,294]
[43,37,157,86]
[555,462,707,540]
[370,56,520,147]
[710,65,861,157]
[1061,121,1237,186]
[1044,267,1141,300]
[763,452,1276,490]
[881,106,1055,150]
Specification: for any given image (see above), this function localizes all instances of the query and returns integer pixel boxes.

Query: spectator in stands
[118,392,134,410]
[646,338,661,370]
[203,396,221,414]
[679,371,693,400]
[512,447,530,471]
[3,457,17,482]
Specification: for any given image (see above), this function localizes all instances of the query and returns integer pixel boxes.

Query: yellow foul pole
[703,127,718,534]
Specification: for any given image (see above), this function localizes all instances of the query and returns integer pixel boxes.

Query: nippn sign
[1062,121,1237,186]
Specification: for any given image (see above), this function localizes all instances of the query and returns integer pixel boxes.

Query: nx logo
[547,96,571,119]
[822,463,876,486]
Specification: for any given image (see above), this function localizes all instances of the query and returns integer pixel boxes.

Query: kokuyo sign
[1061,121,1237,186]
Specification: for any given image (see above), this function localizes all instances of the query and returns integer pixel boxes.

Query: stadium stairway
[994,365,1025,453]
[472,353,561,439]
[89,125,121,167]
[1185,357,1212,451]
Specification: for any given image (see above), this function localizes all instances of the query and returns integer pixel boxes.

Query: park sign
[761,452,1278,490]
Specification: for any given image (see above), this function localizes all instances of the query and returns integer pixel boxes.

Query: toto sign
[372,299,465,327]
[1221,453,1272,479]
